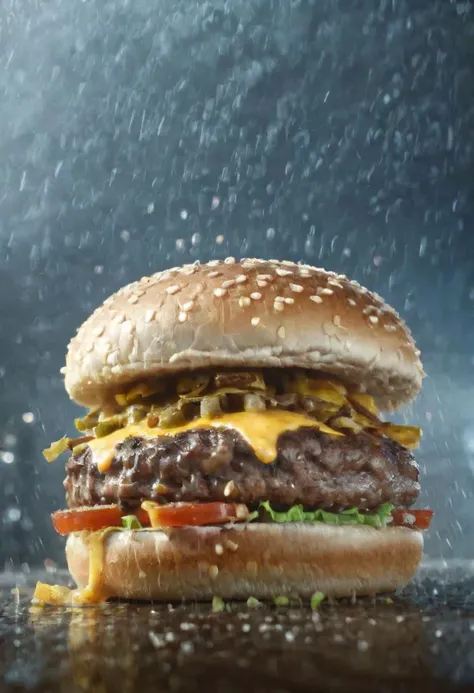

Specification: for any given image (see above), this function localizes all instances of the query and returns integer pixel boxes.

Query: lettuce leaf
[121,515,143,530]
[259,501,393,528]
[310,591,325,609]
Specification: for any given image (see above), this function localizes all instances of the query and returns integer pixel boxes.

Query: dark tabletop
[2,561,474,693]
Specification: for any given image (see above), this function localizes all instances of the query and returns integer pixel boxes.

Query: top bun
[64,258,424,410]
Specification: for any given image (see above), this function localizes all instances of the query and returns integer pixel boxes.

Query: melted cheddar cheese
[88,410,344,472]
[33,528,117,606]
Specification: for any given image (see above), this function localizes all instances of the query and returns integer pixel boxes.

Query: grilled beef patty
[64,427,420,512]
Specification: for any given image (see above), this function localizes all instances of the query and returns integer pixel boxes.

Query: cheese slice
[88,410,344,473]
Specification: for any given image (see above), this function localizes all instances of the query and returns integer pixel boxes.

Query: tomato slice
[51,505,151,535]
[51,502,248,535]
[390,508,434,531]
[141,501,248,528]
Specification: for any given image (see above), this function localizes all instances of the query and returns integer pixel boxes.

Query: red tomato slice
[51,502,248,535]
[142,501,248,528]
[390,508,434,530]
[51,505,151,535]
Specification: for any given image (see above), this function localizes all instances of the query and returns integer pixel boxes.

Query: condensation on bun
[66,523,424,601]
[64,258,424,410]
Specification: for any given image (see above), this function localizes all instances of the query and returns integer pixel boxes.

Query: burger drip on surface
[35,258,433,605]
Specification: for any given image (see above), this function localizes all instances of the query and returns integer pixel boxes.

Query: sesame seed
[182,301,194,312]
[145,309,156,323]
[235,274,248,284]
[257,274,273,281]
[251,317,260,326]
[215,544,224,556]
[298,268,311,277]
[214,288,227,298]
[93,326,105,337]
[85,343,94,353]
[348,299,356,306]
[320,288,334,296]
[222,279,235,288]
[178,312,187,322]
[224,257,236,264]
[384,324,397,332]
[239,297,251,308]
[310,295,323,304]
[225,540,239,552]
[277,326,286,339]
[274,296,285,303]
[281,260,296,267]
[114,313,126,324]
[369,315,379,324]
[106,351,119,365]
[250,292,262,301]
[333,315,341,327]
[224,480,237,497]
[207,260,220,267]
[209,565,219,579]
[167,285,180,295]
[207,270,221,278]
[135,290,145,297]
[328,280,343,289]
[284,297,294,304]
[290,283,304,293]
[256,280,268,288]
[274,302,284,312]
[276,268,293,277]
[363,305,379,315]
[128,295,139,304]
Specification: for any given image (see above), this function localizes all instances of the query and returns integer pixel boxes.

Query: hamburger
[35,258,432,604]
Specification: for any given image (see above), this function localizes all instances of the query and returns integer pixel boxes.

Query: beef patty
[64,427,420,512]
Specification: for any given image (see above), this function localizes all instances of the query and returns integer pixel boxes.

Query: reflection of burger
[36,258,432,604]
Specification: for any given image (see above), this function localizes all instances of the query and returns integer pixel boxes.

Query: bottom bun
[66,523,423,601]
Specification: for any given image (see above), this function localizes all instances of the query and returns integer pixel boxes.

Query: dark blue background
[1,0,473,569]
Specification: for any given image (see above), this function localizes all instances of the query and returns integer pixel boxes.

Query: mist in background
[1,0,473,570]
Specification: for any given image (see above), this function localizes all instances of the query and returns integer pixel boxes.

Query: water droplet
[4,507,21,522]
[1,451,15,464]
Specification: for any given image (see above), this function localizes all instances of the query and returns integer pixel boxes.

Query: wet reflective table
[1,561,474,692]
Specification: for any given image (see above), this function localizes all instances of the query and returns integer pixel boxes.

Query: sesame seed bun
[66,523,423,601]
[64,258,424,411]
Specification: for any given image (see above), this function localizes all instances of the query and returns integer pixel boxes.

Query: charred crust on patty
[65,428,420,513]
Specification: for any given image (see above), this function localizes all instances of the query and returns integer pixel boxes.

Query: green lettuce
[259,501,393,528]
[310,592,325,609]
[121,515,143,530]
